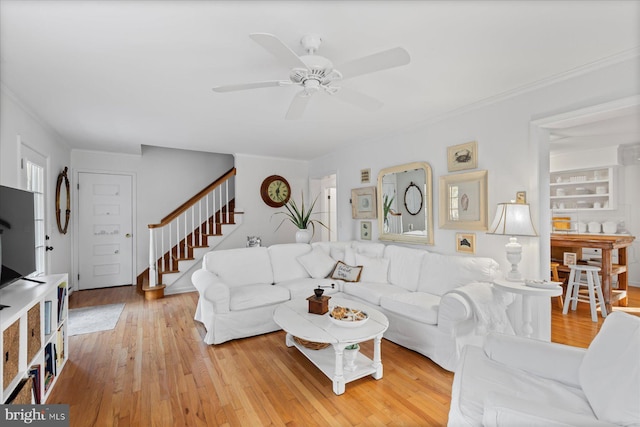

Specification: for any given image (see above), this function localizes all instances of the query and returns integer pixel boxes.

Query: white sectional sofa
[192,241,516,371]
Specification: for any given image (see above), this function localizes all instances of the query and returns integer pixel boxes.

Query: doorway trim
[73,168,137,291]
[530,95,640,279]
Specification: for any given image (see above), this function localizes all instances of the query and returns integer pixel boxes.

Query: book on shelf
[44,342,56,392]
[56,327,65,367]
[57,283,67,324]
[29,364,42,404]
[44,300,52,335]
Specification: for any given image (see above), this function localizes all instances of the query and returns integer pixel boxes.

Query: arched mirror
[377,162,433,245]
[56,167,70,234]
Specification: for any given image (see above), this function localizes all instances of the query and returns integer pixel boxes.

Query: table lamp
[487,202,538,281]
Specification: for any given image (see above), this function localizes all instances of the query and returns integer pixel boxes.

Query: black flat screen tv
[0,185,37,290]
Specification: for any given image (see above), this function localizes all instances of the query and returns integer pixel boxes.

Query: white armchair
[448,311,640,426]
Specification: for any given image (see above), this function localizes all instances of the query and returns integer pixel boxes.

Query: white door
[78,173,133,289]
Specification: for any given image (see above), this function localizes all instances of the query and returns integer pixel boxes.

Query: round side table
[493,279,562,338]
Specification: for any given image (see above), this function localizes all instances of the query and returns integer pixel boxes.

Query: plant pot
[343,345,359,372]
[295,228,312,243]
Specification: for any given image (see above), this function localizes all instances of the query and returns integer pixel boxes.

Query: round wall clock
[260,175,291,207]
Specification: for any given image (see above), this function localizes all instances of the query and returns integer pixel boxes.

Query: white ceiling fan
[212,33,411,120]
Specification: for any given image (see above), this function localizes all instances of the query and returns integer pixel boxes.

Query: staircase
[138,167,242,299]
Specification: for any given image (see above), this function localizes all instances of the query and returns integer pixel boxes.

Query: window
[21,144,47,277]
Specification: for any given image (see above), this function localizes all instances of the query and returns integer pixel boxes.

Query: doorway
[311,174,337,242]
[77,172,134,289]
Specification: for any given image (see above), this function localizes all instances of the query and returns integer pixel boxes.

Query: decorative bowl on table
[524,279,562,289]
[329,306,368,327]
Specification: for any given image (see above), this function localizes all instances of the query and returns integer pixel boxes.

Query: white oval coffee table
[273,297,389,395]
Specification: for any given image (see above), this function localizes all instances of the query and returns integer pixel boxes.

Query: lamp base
[506,269,523,282]
[505,237,523,282]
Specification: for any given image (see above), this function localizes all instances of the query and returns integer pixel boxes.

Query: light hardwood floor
[48,285,640,426]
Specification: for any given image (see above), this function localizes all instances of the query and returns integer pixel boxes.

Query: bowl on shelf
[575,187,590,195]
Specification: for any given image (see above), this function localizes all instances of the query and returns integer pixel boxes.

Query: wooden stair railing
[140,167,236,299]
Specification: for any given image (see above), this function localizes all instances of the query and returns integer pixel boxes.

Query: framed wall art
[516,191,527,204]
[563,252,577,266]
[360,221,372,240]
[447,141,478,172]
[456,233,476,254]
[439,170,488,230]
[351,186,377,219]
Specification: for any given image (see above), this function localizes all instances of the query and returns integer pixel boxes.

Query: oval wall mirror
[404,182,423,215]
[377,161,433,245]
[56,167,70,234]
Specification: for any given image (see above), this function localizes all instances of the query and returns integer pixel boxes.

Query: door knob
[125,233,132,238]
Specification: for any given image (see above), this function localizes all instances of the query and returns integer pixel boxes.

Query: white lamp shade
[488,203,537,237]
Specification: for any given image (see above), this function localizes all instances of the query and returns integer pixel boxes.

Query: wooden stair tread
[159,269,180,274]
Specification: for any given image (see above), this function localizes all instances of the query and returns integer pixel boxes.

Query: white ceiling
[1,1,639,160]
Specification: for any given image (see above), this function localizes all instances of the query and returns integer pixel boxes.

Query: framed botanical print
[351,186,377,219]
[447,141,478,172]
[439,170,488,230]
[360,221,372,240]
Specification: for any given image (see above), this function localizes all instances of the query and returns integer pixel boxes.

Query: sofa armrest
[483,333,586,387]
[438,293,473,334]
[191,269,231,313]
[482,391,614,427]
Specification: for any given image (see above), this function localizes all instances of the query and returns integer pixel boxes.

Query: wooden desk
[551,233,635,312]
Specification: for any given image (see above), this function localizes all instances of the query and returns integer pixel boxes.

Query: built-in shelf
[0,274,68,404]
[550,167,615,211]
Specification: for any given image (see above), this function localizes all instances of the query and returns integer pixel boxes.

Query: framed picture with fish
[447,141,478,172]
[439,170,488,230]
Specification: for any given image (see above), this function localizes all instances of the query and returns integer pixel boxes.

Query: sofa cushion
[297,246,337,279]
[352,241,386,258]
[342,281,409,306]
[277,278,339,300]
[418,252,499,296]
[355,253,390,284]
[578,312,640,425]
[330,261,362,282]
[380,292,440,325]
[203,247,273,287]
[268,243,312,283]
[383,245,427,292]
[229,283,290,311]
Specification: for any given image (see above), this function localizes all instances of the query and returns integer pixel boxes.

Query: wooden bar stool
[562,264,608,322]
[550,262,564,309]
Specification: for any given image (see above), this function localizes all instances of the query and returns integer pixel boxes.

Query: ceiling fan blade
[285,92,311,120]
[212,80,289,93]
[337,47,410,80]
[249,33,309,70]
[330,87,383,112]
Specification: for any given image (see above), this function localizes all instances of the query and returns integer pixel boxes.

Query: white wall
[71,146,234,282]
[1,88,72,281]
[310,56,640,283]
[218,153,310,249]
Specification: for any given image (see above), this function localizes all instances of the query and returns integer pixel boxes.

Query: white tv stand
[0,274,69,404]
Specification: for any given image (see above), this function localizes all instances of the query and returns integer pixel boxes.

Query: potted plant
[383,194,394,232]
[274,192,328,243]
[343,343,359,371]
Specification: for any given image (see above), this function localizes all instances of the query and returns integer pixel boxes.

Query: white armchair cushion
[482,392,616,427]
[578,311,640,426]
[355,253,390,284]
[297,246,337,279]
[203,247,273,287]
[383,245,427,291]
[450,345,595,426]
[484,333,585,387]
[268,243,312,283]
